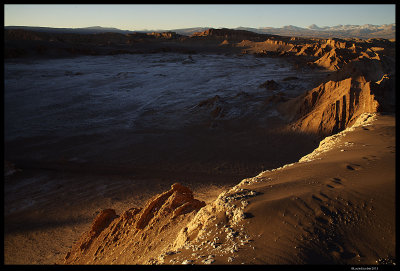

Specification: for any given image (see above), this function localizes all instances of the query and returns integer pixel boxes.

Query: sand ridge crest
[299,113,378,163]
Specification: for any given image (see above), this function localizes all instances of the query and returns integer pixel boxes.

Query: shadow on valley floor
[5,123,320,182]
[4,211,91,235]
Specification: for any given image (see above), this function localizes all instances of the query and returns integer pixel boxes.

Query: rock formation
[147,31,183,40]
[259,79,280,90]
[64,183,205,264]
[190,28,272,42]
[278,47,394,137]
[279,75,381,136]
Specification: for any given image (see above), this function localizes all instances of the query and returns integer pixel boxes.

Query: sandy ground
[4,113,395,265]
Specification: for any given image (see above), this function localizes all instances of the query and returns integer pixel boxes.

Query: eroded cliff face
[232,35,394,72]
[64,183,205,264]
[279,76,381,136]
[278,52,394,137]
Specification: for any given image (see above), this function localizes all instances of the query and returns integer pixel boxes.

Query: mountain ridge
[4,23,395,39]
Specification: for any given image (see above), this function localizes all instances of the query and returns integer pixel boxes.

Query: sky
[4,4,396,31]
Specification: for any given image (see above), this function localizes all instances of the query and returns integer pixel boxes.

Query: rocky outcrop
[313,48,348,70]
[278,69,395,137]
[277,38,395,137]
[191,28,270,42]
[282,77,378,135]
[169,186,261,254]
[64,183,205,264]
[326,56,394,83]
[147,31,183,40]
[259,79,280,90]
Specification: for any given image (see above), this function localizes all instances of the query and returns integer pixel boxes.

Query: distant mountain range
[4,23,395,40]
[234,24,395,40]
[4,25,139,34]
